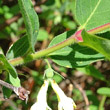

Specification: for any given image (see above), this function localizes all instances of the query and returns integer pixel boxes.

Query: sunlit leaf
[81,30,110,60]
[76,0,110,31]
[48,30,104,68]
[18,0,39,52]
[97,87,110,96]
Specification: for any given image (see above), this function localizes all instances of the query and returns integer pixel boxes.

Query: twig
[0,79,30,103]
[69,78,90,110]
[0,79,15,90]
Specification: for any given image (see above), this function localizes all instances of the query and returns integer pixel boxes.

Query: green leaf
[53,75,63,83]
[97,31,110,40]
[0,49,21,86]
[62,18,76,29]
[89,105,98,110]
[77,65,106,81]
[86,90,99,107]
[76,0,110,31]
[48,30,104,68]
[10,4,20,15]
[37,29,49,41]
[44,68,54,78]
[18,0,39,52]
[3,5,9,12]
[4,12,13,19]
[9,73,21,87]
[97,87,110,96]
[2,86,12,99]
[81,30,110,60]
[0,54,17,78]
[6,35,29,59]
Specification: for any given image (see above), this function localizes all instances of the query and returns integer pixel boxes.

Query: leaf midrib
[82,0,101,29]
[19,0,33,51]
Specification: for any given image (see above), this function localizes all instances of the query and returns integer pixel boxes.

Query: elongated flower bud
[50,79,76,110]
[30,80,52,110]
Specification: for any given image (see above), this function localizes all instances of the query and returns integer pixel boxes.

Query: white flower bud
[30,80,52,110]
[50,80,76,110]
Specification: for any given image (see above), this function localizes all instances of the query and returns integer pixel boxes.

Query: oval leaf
[48,30,104,68]
[97,87,110,96]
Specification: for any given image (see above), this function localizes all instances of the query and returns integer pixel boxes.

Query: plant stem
[99,95,106,110]
[0,79,15,90]
[0,79,30,103]
[9,35,76,66]
[9,23,110,66]
[45,59,51,68]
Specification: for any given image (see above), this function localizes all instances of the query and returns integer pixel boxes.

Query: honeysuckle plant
[30,80,52,110]
[0,0,110,109]
[31,66,76,110]
[50,79,76,110]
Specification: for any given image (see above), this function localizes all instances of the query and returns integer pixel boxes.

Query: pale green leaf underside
[81,30,110,60]
[76,0,110,31]
[0,54,21,87]
[9,74,21,87]
[0,54,17,78]
[48,30,104,68]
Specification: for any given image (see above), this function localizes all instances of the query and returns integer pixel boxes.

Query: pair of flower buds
[30,79,76,110]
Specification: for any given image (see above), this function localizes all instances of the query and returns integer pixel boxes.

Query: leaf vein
[82,0,101,28]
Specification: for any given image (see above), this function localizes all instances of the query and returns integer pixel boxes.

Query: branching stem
[9,23,110,66]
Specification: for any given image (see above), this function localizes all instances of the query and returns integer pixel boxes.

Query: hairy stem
[9,35,76,66]
[9,23,110,66]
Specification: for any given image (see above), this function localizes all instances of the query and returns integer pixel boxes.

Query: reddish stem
[74,23,110,42]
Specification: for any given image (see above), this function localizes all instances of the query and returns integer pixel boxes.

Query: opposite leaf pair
[30,79,76,110]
